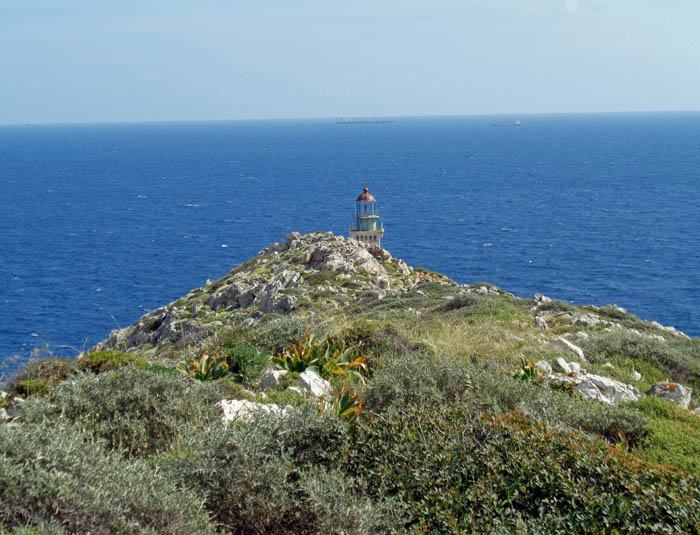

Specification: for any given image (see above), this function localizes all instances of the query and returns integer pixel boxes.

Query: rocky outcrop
[573,375,641,405]
[91,232,452,355]
[647,382,692,409]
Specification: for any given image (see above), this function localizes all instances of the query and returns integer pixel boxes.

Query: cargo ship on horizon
[337,117,396,124]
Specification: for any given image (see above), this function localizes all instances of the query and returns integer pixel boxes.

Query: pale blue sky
[1,0,699,124]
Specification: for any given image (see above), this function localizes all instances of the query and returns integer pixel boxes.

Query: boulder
[534,316,548,330]
[552,357,572,374]
[552,336,586,362]
[533,294,551,307]
[647,382,692,409]
[260,366,288,390]
[217,399,289,424]
[573,314,601,327]
[691,407,700,416]
[0,407,9,423]
[296,369,333,400]
[574,374,641,405]
[535,360,552,375]
[631,370,642,381]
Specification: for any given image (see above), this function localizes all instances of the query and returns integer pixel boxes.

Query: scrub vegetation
[2,233,700,534]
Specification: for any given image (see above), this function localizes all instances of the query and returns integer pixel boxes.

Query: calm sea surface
[1,113,699,375]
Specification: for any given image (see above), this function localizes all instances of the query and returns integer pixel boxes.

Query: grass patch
[631,396,700,476]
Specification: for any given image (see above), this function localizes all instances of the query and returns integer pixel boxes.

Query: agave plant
[323,382,364,420]
[510,357,538,383]
[176,352,230,381]
[272,331,322,373]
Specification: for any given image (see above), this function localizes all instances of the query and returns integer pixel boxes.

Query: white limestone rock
[0,407,9,423]
[631,370,642,381]
[691,407,700,416]
[552,336,586,362]
[260,366,288,390]
[574,374,641,405]
[296,369,333,400]
[217,399,290,424]
[647,382,692,409]
[535,360,552,375]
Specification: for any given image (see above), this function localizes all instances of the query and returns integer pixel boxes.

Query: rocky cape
[92,231,697,414]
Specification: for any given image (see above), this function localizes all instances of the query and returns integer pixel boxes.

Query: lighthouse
[349,187,384,247]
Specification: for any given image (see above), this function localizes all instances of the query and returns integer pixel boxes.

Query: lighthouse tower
[349,187,384,247]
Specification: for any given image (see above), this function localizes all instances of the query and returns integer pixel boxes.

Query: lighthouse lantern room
[349,187,384,247]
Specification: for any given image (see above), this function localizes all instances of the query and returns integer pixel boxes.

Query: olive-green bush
[165,406,401,535]
[17,368,230,457]
[0,423,217,535]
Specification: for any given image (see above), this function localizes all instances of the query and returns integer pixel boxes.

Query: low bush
[0,423,217,535]
[75,350,146,374]
[18,368,229,457]
[363,353,648,445]
[336,406,700,534]
[3,358,73,397]
[631,396,700,476]
[221,344,270,383]
[165,406,400,534]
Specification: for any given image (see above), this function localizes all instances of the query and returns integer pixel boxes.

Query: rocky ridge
[93,232,457,355]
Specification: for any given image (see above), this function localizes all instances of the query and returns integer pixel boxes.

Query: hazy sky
[2,0,699,124]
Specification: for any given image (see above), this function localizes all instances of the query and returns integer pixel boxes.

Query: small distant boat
[490,119,521,127]
[337,117,396,124]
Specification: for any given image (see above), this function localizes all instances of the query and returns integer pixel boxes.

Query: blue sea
[1,113,699,375]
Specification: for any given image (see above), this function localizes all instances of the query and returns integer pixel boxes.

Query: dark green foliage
[18,368,229,457]
[304,271,339,286]
[248,317,320,355]
[0,423,217,535]
[336,406,700,535]
[340,320,420,361]
[438,293,487,312]
[76,350,146,374]
[221,344,270,383]
[3,358,72,397]
[165,407,401,535]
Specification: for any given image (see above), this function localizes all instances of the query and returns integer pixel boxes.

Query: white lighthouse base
[349,228,384,248]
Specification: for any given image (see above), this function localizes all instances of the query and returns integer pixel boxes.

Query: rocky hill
[3,231,700,534]
[93,231,455,357]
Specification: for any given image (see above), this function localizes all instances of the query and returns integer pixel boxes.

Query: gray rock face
[296,369,333,400]
[691,407,700,416]
[647,382,692,409]
[552,357,572,374]
[260,366,288,390]
[0,407,9,423]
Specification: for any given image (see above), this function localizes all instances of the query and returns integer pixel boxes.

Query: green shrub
[3,358,73,397]
[17,368,229,457]
[249,317,319,355]
[165,406,400,534]
[336,406,700,534]
[76,350,146,374]
[0,423,217,535]
[340,320,419,361]
[631,396,700,475]
[363,353,648,445]
[221,344,270,383]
